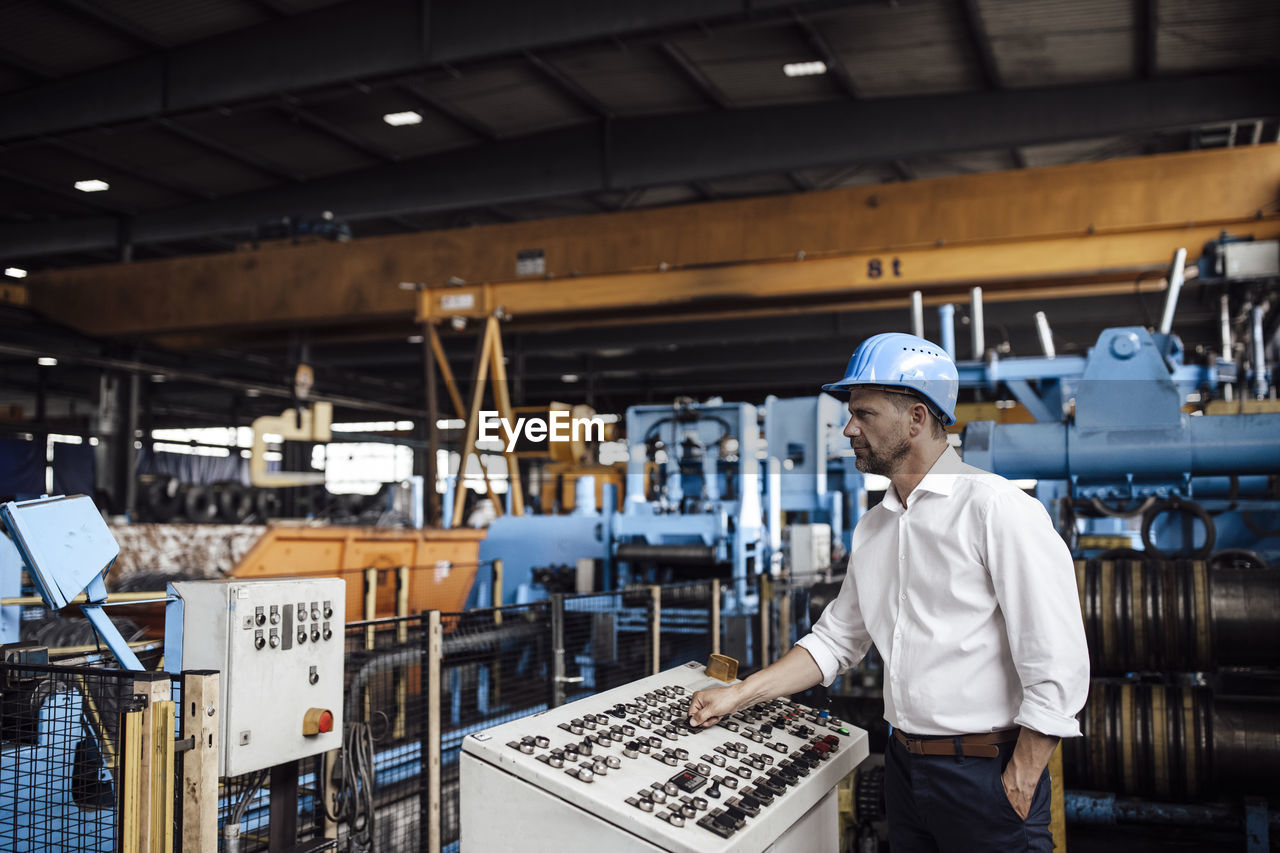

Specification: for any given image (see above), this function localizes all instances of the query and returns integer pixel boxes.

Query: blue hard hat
[822,333,959,426]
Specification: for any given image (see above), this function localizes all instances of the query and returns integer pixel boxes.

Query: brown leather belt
[893,728,1019,759]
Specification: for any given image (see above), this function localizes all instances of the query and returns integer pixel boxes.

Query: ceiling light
[74,179,110,192]
[560,374,579,383]
[783,61,827,78]
[4,267,27,278]
[383,111,423,127]
[37,357,57,367]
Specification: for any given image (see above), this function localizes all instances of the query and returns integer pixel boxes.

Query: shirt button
[899,553,905,559]
[900,593,907,600]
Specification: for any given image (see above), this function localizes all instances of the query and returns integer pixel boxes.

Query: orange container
[232,525,486,621]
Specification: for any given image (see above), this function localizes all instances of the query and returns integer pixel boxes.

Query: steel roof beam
[45,137,216,201]
[524,52,615,119]
[396,83,501,142]
[1136,0,1158,78]
[154,118,305,183]
[0,0,867,143]
[658,42,733,109]
[1,72,1275,259]
[793,13,862,99]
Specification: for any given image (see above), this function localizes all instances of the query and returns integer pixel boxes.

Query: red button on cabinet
[303,707,334,736]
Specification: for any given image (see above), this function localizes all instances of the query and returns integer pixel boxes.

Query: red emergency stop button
[303,707,334,736]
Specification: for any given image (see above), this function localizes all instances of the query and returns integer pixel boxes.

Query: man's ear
[911,402,929,436]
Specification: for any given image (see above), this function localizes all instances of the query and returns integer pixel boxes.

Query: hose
[1241,510,1280,538]
[1140,497,1216,560]
[1088,496,1157,519]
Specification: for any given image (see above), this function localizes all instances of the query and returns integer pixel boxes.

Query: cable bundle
[323,721,377,853]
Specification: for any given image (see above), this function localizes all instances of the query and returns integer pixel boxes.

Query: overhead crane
[21,146,1280,338]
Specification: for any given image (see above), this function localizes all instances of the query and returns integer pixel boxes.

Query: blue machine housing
[479,399,775,608]
[961,326,1280,560]
[764,394,866,554]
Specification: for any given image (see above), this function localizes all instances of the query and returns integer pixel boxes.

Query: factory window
[323,443,414,495]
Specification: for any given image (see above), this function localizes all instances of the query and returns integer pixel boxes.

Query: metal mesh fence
[655,580,717,671]
[343,615,427,853]
[0,660,162,852]
[559,590,653,705]
[438,602,553,853]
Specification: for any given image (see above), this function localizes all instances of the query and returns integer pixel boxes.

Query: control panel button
[302,708,334,736]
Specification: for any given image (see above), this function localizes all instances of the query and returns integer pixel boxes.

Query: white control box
[461,662,868,853]
[789,524,831,576]
[167,578,345,776]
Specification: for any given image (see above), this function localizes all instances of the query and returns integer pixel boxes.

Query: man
[688,332,1089,852]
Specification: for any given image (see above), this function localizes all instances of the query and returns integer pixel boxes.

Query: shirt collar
[879,445,964,512]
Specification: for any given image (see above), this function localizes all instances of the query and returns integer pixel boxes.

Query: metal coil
[1066,682,1280,799]
[214,482,254,524]
[182,484,219,522]
[1075,558,1280,674]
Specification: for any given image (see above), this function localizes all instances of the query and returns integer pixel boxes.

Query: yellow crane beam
[25,146,1280,337]
[417,219,1280,326]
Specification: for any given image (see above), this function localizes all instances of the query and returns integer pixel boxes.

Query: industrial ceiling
[0,0,1277,424]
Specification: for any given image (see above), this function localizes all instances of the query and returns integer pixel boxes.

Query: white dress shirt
[795,446,1089,738]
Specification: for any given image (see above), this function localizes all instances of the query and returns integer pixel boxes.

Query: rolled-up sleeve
[983,489,1090,738]
[795,567,874,687]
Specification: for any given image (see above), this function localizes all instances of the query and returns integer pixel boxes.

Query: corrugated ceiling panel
[1,146,191,211]
[298,84,481,159]
[179,107,378,180]
[63,125,277,198]
[95,0,268,48]
[669,24,842,107]
[0,0,143,76]
[817,0,981,98]
[1157,0,1280,73]
[425,59,592,137]
[979,0,1135,86]
[542,43,708,116]
[0,180,93,219]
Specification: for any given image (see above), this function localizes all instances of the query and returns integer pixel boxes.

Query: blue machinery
[478,397,869,610]
[0,496,150,852]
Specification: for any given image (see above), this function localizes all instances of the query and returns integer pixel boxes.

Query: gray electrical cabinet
[166,578,346,775]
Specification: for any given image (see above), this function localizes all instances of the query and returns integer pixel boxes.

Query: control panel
[165,578,345,776]
[461,661,868,853]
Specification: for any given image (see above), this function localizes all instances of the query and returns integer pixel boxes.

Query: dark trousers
[885,733,1052,853]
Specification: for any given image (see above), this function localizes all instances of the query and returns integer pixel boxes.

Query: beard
[852,431,912,476]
